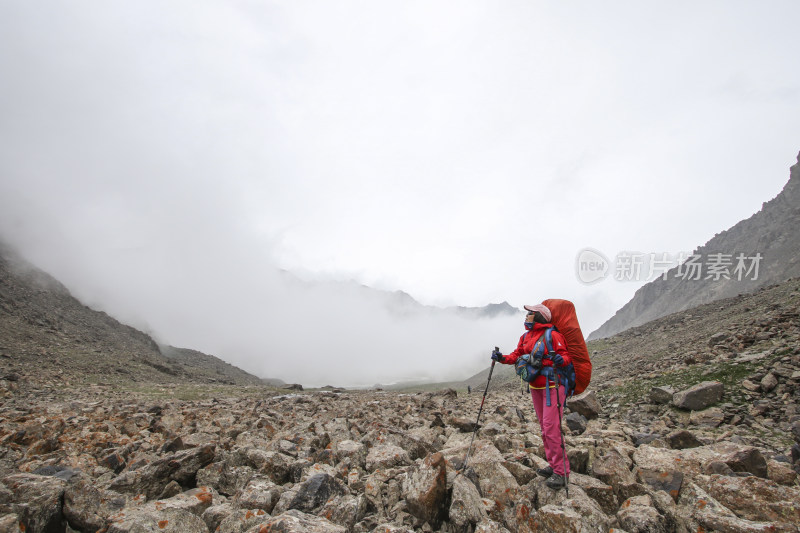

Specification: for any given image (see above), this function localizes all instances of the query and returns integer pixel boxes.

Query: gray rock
[649,386,675,405]
[197,462,254,497]
[617,494,668,533]
[567,390,602,419]
[107,443,216,499]
[234,476,280,513]
[287,473,348,514]
[63,475,130,532]
[106,507,208,533]
[251,509,346,532]
[761,373,779,392]
[201,503,235,532]
[565,412,587,434]
[402,452,447,527]
[672,381,724,411]
[365,444,411,472]
[592,448,635,490]
[217,508,271,533]
[689,407,724,427]
[636,468,684,502]
[319,494,367,531]
[725,447,768,478]
[448,475,487,533]
[2,473,66,533]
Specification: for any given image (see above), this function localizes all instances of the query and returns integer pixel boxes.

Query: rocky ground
[0,363,798,532]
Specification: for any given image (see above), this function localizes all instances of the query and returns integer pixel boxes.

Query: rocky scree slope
[0,243,263,388]
[589,275,800,454]
[591,150,800,340]
[1,334,799,533]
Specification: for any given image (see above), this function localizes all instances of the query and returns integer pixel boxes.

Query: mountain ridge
[589,150,800,340]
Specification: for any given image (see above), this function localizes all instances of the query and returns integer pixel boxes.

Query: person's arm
[495,334,526,365]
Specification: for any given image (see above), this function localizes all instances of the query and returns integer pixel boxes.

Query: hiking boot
[536,466,554,477]
[545,474,566,489]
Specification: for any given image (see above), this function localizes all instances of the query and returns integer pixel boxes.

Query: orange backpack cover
[542,299,592,395]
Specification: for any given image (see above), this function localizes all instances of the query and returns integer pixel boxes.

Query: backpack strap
[543,327,554,355]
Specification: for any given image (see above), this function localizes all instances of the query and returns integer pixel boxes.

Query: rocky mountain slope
[0,277,797,532]
[590,150,800,340]
[0,243,264,388]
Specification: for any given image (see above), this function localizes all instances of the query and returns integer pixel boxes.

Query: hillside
[0,242,264,388]
[590,150,800,340]
[0,278,797,532]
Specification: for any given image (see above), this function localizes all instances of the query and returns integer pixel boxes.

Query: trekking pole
[458,349,497,472]
[555,377,570,498]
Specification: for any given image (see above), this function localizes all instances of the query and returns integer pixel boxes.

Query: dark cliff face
[589,151,800,340]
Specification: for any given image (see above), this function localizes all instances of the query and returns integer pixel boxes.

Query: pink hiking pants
[530,385,570,476]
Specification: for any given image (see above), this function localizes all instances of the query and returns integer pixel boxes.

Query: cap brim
[523,305,536,312]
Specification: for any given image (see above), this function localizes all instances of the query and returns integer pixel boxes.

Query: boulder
[196,462,254,496]
[319,494,367,531]
[678,481,798,533]
[448,475,487,533]
[230,448,291,484]
[63,475,130,532]
[569,473,618,515]
[107,443,216,499]
[449,417,479,432]
[402,452,447,527]
[689,407,724,427]
[217,508,271,533]
[761,373,779,392]
[2,473,66,533]
[253,509,347,532]
[287,473,348,514]
[201,503,235,532]
[564,412,587,434]
[672,381,723,411]
[636,468,684,502]
[567,390,602,419]
[649,386,675,405]
[365,444,412,472]
[694,474,800,524]
[105,507,208,532]
[531,505,586,532]
[234,476,281,513]
[591,448,635,490]
[665,429,702,449]
[617,494,668,533]
[725,447,768,478]
[335,440,367,469]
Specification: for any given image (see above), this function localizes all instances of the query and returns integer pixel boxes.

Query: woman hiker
[490,303,571,489]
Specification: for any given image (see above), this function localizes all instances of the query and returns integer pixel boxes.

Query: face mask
[524,313,535,330]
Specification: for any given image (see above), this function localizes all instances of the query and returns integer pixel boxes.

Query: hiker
[491,303,572,489]
[467,385,471,394]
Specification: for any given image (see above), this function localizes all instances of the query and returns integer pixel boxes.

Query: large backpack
[542,299,592,395]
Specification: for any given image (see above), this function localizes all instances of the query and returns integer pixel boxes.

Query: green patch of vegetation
[598,357,761,409]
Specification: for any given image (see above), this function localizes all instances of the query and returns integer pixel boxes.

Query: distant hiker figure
[491,303,572,489]
[467,385,471,394]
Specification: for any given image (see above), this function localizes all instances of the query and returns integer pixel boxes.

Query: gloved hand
[491,348,503,362]
[551,353,566,367]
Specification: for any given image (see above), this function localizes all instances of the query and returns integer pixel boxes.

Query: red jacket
[501,322,571,388]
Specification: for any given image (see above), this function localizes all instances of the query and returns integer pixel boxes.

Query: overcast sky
[1,2,799,386]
